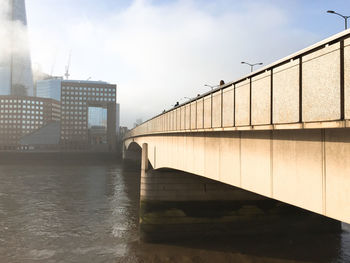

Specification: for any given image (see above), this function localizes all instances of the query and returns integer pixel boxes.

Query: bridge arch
[127,135,341,241]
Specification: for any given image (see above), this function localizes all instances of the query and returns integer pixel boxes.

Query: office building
[0,95,60,150]
[61,80,117,151]
[36,77,62,101]
[37,78,117,151]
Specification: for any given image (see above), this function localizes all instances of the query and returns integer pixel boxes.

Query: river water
[0,159,349,263]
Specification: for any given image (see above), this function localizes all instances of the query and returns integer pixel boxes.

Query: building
[116,103,120,136]
[0,95,60,150]
[37,78,117,151]
[0,0,34,96]
[32,66,56,96]
[0,1,63,151]
[61,80,116,151]
[36,77,62,101]
[0,1,117,152]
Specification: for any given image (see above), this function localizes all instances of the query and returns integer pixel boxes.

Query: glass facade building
[0,0,34,96]
[37,78,62,101]
[88,107,107,128]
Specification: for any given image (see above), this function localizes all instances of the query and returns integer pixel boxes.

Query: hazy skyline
[0,0,34,96]
[24,0,349,127]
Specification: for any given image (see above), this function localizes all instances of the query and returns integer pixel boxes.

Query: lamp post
[241,61,263,72]
[179,97,191,103]
[327,10,349,30]
[204,84,218,90]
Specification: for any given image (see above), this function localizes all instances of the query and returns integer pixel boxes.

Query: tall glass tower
[0,0,34,96]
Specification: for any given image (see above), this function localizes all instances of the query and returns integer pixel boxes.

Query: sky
[23,0,350,127]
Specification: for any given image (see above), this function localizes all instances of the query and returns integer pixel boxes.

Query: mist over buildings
[0,0,34,96]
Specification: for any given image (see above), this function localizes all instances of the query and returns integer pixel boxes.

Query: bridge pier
[139,143,340,242]
[122,141,142,167]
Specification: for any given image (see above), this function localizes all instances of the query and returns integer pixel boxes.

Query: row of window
[62,116,87,120]
[62,112,85,116]
[0,120,43,124]
[0,125,41,130]
[63,97,115,102]
[62,87,115,92]
[62,121,87,125]
[0,115,44,120]
[62,111,85,115]
[62,130,87,134]
[0,99,44,105]
[62,102,85,106]
[62,105,87,110]
[62,126,86,130]
[62,91,115,96]
[0,110,43,115]
[0,105,44,110]
[61,128,87,132]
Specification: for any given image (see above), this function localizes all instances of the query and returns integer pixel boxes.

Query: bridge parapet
[127,30,350,139]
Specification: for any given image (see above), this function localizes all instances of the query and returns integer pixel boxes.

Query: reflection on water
[0,160,349,263]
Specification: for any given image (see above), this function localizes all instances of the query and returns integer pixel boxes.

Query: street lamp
[241,61,263,72]
[180,97,191,101]
[204,84,219,90]
[327,10,349,30]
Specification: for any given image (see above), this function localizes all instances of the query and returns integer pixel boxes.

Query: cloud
[27,0,319,127]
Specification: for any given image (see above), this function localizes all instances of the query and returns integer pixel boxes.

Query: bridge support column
[122,144,126,160]
[140,159,340,241]
[122,141,142,167]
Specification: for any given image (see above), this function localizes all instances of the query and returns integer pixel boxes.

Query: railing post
[195,101,197,130]
[189,104,191,130]
[340,39,345,120]
[249,78,252,126]
[202,98,204,129]
[233,84,236,127]
[270,69,273,125]
[221,89,223,128]
[299,57,303,123]
[211,94,213,128]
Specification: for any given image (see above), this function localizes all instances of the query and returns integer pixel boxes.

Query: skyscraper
[0,0,34,96]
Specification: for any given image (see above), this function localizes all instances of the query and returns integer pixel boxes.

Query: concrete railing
[126,29,350,139]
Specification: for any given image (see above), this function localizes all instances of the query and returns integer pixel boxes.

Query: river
[0,158,349,263]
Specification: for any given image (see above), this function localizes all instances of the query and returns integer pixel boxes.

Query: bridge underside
[125,128,350,224]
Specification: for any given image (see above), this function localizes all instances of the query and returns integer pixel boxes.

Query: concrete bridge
[124,29,350,239]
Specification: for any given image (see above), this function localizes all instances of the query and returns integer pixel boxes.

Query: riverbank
[0,151,121,164]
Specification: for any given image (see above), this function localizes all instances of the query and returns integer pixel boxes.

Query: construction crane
[64,51,72,80]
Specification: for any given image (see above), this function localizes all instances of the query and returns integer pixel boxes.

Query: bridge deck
[124,30,350,224]
[127,29,350,138]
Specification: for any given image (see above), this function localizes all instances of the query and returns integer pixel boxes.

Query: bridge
[124,29,350,240]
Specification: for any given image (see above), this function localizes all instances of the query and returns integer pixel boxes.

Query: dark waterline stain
[0,159,348,263]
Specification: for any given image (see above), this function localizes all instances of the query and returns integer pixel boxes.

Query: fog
[25,0,348,127]
[0,0,30,63]
[0,0,33,95]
